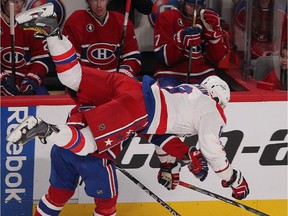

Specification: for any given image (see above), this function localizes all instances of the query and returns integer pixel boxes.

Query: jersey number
[164,85,193,94]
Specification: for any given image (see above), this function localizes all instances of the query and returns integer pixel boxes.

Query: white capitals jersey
[141,76,229,174]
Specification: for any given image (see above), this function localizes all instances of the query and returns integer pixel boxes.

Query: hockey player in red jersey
[234,0,287,59]
[62,0,141,77]
[153,0,230,85]
[0,0,53,95]
[8,5,249,215]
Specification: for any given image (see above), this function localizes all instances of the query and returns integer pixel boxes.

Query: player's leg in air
[6,115,98,156]
[8,4,104,155]
[15,3,81,92]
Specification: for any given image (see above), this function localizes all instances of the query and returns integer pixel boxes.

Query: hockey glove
[20,73,42,95]
[221,169,250,200]
[187,147,208,181]
[158,162,181,190]
[0,72,20,96]
[200,9,223,40]
[174,26,202,50]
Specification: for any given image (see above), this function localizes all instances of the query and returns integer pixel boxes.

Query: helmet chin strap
[213,97,220,104]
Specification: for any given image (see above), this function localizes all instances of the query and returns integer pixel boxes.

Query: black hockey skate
[15,3,61,38]
[6,116,59,145]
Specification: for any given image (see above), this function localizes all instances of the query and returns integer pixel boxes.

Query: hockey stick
[116,165,181,216]
[179,181,269,216]
[117,0,132,71]
[10,2,16,87]
[186,0,198,83]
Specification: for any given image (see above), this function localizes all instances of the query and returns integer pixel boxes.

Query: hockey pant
[35,145,118,216]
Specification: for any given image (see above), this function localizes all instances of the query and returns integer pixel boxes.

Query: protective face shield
[200,76,230,109]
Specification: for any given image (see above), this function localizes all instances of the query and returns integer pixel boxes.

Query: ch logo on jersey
[0,47,26,69]
[184,44,202,59]
[165,85,193,94]
[26,0,66,27]
[86,24,94,32]
[86,43,118,65]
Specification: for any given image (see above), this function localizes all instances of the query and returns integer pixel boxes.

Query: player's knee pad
[94,195,118,216]
[47,185,75,206]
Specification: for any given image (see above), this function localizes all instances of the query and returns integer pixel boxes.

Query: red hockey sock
[94,195,118,216]
[34,186,75,216]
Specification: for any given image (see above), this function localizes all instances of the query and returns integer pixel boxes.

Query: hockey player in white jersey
[7,6,249,216]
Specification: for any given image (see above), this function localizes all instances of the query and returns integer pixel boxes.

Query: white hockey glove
[158,161,181,190]
[221,169,250,200]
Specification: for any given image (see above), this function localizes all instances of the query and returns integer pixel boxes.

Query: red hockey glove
[0,71,20,96]
[174,26,202,50]
[158,162,181,190]
[20,73,42,95]
[222,169,250,200]
[187,147,208,181]
[200,9,223,40]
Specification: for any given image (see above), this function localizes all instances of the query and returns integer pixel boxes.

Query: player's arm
[200,9,230,68]
[155,145,181,190]
[154,12,187,66]
[148,134,208,189]
[198,112,249,200]
[119,19,141,77]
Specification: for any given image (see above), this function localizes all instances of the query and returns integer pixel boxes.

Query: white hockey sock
[46,35,73,56]
[47,125,97,156]
[36,195,63,216]
[46,35,81,91]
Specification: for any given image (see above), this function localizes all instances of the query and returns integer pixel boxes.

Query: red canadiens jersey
[0,15,51,85]
[62,10,141,76]
[153,8,228,84]
[234,0,287,58]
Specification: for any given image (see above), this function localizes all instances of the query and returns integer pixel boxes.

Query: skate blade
[6,116,38,145]
[15,3,54,24]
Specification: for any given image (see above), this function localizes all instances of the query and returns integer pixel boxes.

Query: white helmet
[200,75,230,109]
